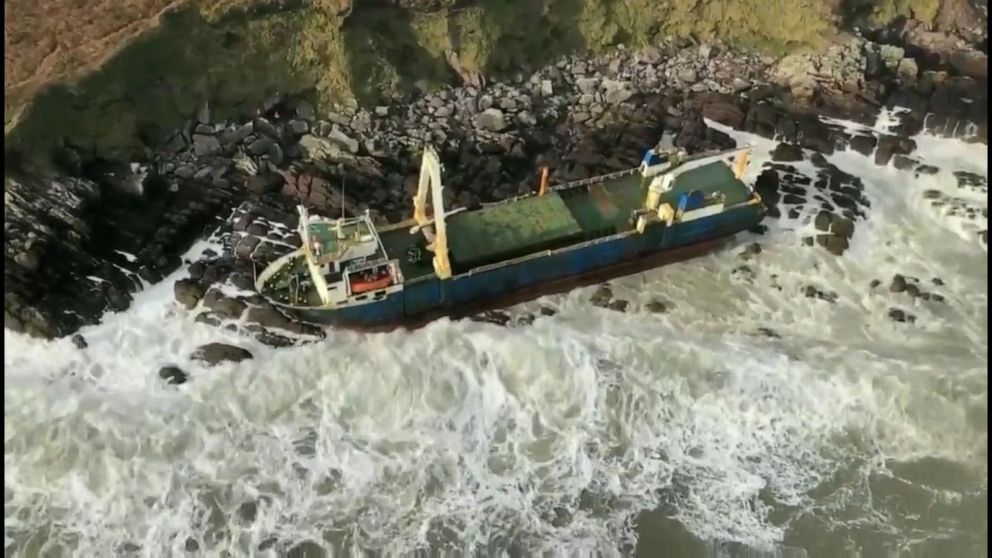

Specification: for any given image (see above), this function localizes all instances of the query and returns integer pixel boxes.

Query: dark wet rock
[184,538,199,552]
[815,233,849,256]
[245,304,296,332]
[201,289,247,319]
[539,306,557,316]
[914,164,939,176]
[287,541,326,558]
[158,365,188,385]
[771,142,804,162]
[869,279,881,289]
[174,279,205,310]
[932,277,944,286]
[516,312,536,326]
[607,299,629,312]
[892,154,920,170]
[874,135,916,166]
[731,264,755,282]
[645,300,668,314]
[194,313,221,326]
[254,330,296,348]
[246,173,284,195]
[234,236,261,260]
[71,334,88,349]
[748,223,768,235]
[905,283,921,297]
[802,285,838,303]
[849,134,877,156]
[238,501,258,524]
[738,242,762,259]
[229,271,256,291]
[471,310,511,326]
[551,506,573,528]
[887,308,916,324]
[890,274,908,293]
[190,343,253,366]
[590,285,613,308]
[756,327,780,338]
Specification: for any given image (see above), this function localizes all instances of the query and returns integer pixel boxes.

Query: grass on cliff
[7,0,849,165]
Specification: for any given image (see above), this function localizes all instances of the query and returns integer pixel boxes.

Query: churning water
[4,113,987,557]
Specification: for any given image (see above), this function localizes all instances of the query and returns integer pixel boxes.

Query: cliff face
[2,0,986,165]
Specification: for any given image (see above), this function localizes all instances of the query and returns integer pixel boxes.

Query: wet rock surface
[4,27,988,340]
[190,342,254,366]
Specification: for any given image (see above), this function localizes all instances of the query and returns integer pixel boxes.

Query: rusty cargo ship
[255,142,765,329]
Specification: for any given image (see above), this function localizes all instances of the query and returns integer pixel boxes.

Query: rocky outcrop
[190,342,254,366]
[3,21,984,339]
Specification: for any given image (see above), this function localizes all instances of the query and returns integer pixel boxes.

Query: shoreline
[3,23,988,342]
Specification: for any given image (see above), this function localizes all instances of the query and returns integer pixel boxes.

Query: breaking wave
[4,111,987,556]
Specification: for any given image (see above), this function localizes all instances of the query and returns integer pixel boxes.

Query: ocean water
[4,113,987,557]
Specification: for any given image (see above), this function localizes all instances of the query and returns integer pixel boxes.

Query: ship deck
[379,161,749,281]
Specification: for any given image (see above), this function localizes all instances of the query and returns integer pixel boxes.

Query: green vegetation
[870,0,941,24]
[5,0,924,165]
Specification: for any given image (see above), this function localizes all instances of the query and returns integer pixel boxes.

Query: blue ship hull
[286,202,763,329]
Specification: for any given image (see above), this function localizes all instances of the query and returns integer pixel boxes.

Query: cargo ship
[255,142,765,328]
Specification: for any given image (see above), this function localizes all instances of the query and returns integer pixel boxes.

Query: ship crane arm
[409,145,453,279]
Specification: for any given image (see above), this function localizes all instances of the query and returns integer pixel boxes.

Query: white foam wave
[4,112,987,556]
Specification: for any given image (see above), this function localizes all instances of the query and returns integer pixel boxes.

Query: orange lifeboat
[350,268,392,294]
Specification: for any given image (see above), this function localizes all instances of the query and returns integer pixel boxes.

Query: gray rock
[579,93,595,105]
[639,46,662,65]
[71,334,88,349]
[698,44,713,59]
[197,101,210,124]
[267,142,284,166]
[227,122,254,145]
[897,57,918,81]
[175,165,196,179]
[576,78,598,94]
[540,80,554,97]
[517,111,537,126]
[375,106,389,117]
[315,120,333,137]
[434,105,453,118]
[327,129,359,153]
[192,134,221,156]
[191,343,253,366]
[605,87,633,104]
[678,68,698,83]
[289,120,309,136]
[247,137,275,156]
[254,118,279,139]
[476,108,507,132]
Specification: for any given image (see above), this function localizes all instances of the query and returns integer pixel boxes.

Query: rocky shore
[4,19,988,346]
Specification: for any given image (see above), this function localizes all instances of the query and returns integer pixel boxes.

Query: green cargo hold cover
[667,162,749,206]
[446,192,583,268]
